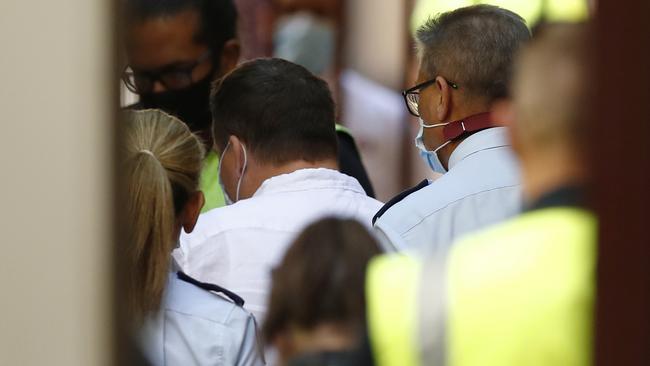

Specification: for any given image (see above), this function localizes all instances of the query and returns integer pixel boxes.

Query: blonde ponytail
[123,109,205,322]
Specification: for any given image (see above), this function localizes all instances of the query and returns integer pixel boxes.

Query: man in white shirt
[176,58,382,322]
[373,5,530,255]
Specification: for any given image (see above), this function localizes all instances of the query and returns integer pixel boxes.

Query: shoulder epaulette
[177,272,245,307]
[372,179,430,225]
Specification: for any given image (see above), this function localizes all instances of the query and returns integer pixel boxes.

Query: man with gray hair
[373,5,530,254]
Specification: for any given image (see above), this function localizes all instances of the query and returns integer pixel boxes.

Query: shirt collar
[448,127,510,170]
[253,168,366,197]
[525,185,585,212]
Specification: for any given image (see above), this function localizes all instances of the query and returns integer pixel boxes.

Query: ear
[218,39,241,76]
[435,76,452,121]
[228,135,246,175]
[181,191,205,234]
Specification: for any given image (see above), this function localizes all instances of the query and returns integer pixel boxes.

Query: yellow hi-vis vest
[411,0,589,34]
[199,150,226,213]
[367,207,596,366]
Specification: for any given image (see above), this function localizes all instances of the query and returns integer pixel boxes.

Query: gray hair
[416,4,530,103]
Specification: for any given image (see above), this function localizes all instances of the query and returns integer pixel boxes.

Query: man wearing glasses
[123,0,240,212]
[123,0,376,213]
[373,5,530,255]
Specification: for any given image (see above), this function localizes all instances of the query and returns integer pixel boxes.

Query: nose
[151,80,166,93]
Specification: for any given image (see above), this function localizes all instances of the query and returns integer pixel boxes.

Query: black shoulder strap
[372,179,430,225]
[177,272,245,307]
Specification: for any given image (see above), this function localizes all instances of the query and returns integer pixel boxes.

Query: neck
[521,148,586,205]
[239,158,339,199]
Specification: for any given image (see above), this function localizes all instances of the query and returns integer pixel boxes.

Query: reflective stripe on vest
[418,254,449,366]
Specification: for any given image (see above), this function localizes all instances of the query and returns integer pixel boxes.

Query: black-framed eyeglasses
[402,78,459,117]
[122,50,212,94]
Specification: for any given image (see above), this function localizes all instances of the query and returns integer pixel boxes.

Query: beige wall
[344,0,406,90]
[0,1,113,365]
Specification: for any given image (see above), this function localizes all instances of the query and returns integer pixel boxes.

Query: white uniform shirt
[373,127,522,256]
[140,272,263,366]
[175,168,383,322]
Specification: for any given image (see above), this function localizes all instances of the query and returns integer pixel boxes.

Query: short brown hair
[210,58,338,165]
[416,4,530,103]
[263,218,382,343]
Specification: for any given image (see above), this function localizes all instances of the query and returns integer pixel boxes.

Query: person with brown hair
[263,218,381,366]
[123,109,263,365]
[176,58,382,325]
[123,0,375,214]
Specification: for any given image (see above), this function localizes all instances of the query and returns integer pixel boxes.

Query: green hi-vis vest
[199,150,225,213]
[367,207,596,366]
[411,0,589,34]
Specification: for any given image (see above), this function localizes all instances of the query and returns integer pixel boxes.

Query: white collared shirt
[175,168,382,322]
[373,127,522,256]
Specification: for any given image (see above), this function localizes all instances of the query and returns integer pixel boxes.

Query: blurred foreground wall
[0,1,113,365]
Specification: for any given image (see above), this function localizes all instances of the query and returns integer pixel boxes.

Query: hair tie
[139,149,156,157]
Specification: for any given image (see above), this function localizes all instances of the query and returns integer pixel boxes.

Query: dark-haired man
[123,0,240,211]
[123,0,375,212]
[373,5,530,255]
[174,58,382,323]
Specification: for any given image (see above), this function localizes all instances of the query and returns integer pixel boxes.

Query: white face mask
[217,141,248,205]
[415,118,451,174]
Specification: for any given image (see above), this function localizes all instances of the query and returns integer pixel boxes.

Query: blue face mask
[415,118,451,174]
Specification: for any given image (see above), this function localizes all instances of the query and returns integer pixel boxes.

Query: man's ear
[182,191,205,234]
[228,135,246,175]
[218,39,241,76]
[435,76,452,121]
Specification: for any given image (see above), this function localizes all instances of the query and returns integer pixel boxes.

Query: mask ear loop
[235,143,248,201]
[432,140,452,154]
[218,142,231,172]
[420,119,449,129]
[417,118,451,152]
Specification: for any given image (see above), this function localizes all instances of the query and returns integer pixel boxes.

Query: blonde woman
[123,109,263,365]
